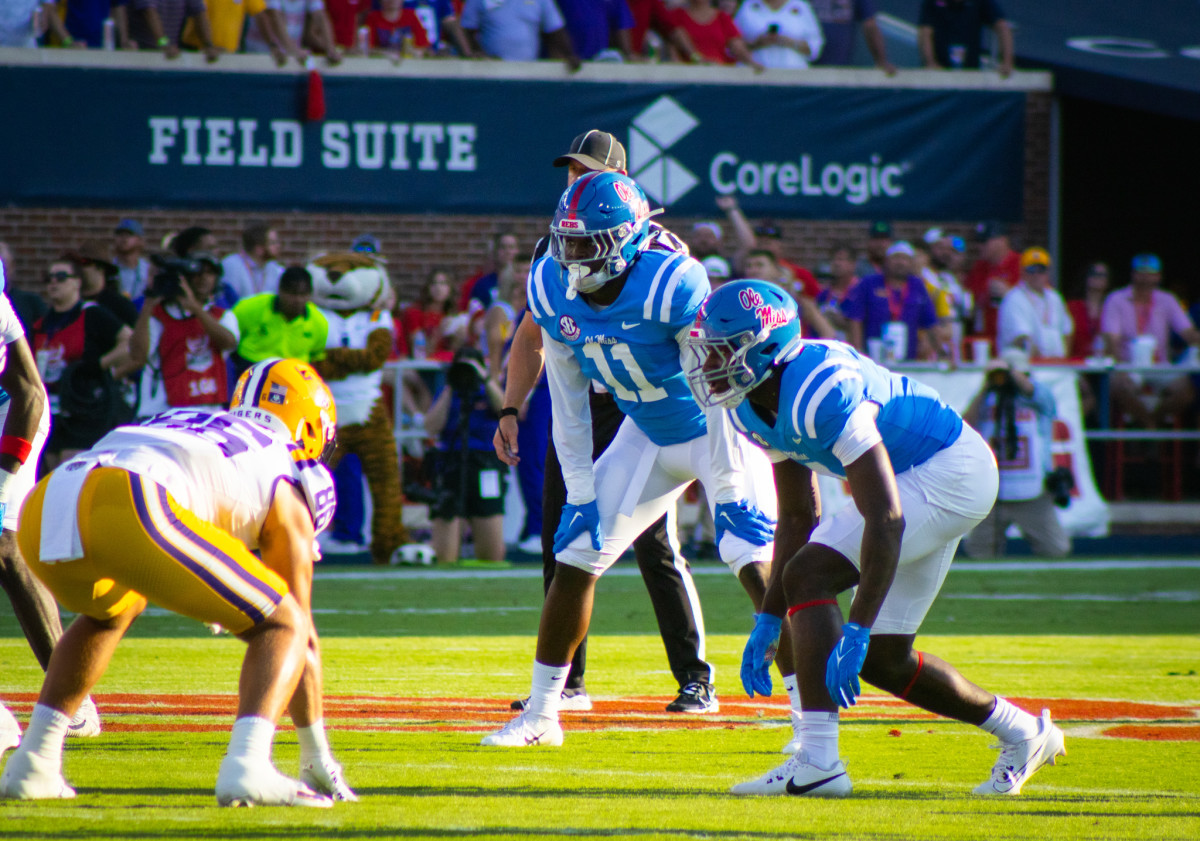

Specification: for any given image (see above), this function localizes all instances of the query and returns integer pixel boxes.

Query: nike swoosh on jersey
[621,321,640,330]
[786,770,848,795]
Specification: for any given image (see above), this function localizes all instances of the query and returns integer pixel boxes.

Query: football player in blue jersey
[481,172,786,748]
[685,279,1066,797]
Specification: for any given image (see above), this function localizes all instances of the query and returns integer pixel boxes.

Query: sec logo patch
[560,315,581,341]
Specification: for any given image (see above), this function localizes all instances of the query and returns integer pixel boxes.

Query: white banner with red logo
[815,368,1110,538]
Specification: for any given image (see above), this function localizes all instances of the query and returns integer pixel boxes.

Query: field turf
[1,557,1198,840]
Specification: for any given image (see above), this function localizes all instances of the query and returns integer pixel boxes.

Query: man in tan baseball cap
[553,130,627,185]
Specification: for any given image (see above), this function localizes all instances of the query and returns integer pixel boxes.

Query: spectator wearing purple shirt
[1100,253,1200,428]
[64,1,135,48]
[809,0,895,73]
[843,240,937,361]
[561,0,634,60]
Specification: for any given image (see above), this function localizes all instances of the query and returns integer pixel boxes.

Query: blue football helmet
[550,171,654,295]
[684,279,803,409]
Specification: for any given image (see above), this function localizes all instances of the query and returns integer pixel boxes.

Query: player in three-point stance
[1,359,356,807]
[684,279,1065,797]
[481,172,789,747]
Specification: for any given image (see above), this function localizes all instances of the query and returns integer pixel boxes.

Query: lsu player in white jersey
[1,359,355,807]
[482,172,784,748]
[685,280,1065,798]
[0,262,100,758]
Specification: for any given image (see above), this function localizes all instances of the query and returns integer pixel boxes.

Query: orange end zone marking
[1103,725,1200,741]
[3,693,1196,740]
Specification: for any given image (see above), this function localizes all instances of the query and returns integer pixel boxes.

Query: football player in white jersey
[1,360,355,807]
[686,280,1066,797]
[482,172,782,748]
[0,262,101,756]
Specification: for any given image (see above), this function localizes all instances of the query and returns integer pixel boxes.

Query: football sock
[527,660,571,721]
[798,710,840,769]
[227,716,277,764]
[783,675,802,711]
[980,696,1039,744]
[297,719,332,764]
[22,704,71,762]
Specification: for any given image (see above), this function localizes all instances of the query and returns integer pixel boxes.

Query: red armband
[0,435,33,465]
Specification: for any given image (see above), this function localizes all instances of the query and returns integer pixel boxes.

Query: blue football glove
[825,622,871,708]
[552,500,602,554]
[740,613,782,698]
[0,501,6,526]
[714,501,776,547]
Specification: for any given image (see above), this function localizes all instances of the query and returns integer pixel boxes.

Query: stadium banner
[815,369,1110,539]
[0,66,1025,219]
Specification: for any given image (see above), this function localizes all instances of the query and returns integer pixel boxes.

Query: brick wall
[0,92,1052,301]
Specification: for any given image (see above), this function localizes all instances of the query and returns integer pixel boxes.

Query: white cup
[866,338,885,362]
[971,339,990,366]
[1130,335,1157,367]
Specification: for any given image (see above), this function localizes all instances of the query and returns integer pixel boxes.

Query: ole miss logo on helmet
[756,305,791,331]
[738,288,765,309]
[614,181,635,203]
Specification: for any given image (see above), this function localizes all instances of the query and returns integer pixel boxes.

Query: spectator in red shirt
[397,267,467,362]
[1066,261,1110,359]
[627,0,696,59]
[965,220,1020,344]
[750,220,821,299]
[326,0,371,49]
[672,0,762,69]
[366,0,431,52]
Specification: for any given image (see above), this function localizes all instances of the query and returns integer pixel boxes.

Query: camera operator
[129,253,239,417]
[30,256,134,470]
[963,349,1071,559]
[422,346,509,566]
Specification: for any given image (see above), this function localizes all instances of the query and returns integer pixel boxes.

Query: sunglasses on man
[42,271,78,284]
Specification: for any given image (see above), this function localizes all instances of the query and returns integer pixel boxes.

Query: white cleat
[0,749,76,800]
[781,709,803,755]
[215,755,333,808]
[730,751,852,798]
[1,704,20,761]
[973,709,1066,795]
[480,712,563,747]
[66,697,102,738]
[300,757,358,802]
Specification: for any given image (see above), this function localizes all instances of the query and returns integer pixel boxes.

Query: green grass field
[2,558,1199,840]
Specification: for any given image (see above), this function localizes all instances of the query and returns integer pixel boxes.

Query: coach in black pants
[492,130,717,714]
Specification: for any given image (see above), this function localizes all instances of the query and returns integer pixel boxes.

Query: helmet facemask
[684,326,767,409]
[550,220,643,295]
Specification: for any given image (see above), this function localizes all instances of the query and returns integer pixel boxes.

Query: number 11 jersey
[527,248,710,446]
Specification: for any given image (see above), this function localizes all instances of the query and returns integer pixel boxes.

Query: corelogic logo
[628,96,700,205]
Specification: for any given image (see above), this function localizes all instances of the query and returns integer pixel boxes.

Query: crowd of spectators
[3,201,1199,557]
[0,0,1020,73]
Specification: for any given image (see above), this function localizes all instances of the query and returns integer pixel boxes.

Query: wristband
[0,435,32,465]
[498,407,519,419]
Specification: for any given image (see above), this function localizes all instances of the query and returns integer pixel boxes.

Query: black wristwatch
[498,407,520,418]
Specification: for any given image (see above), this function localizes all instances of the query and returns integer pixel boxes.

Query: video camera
[148,252,221,302]
[446,347,488,396]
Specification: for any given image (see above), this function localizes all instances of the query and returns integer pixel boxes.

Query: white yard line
[317,558,1200,581]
